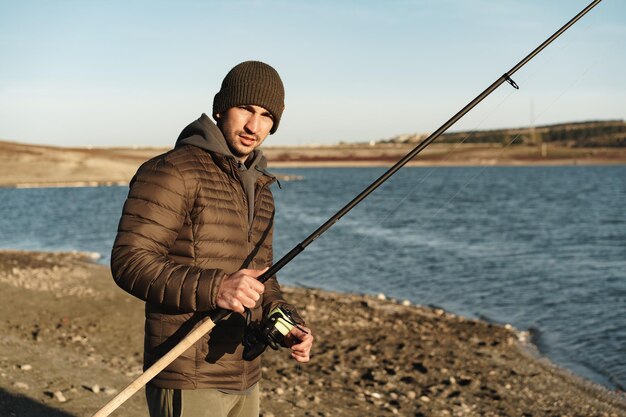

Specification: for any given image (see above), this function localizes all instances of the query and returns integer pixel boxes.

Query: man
[111,61,313,417]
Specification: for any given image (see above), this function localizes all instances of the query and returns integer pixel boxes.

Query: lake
[1,165,624,391]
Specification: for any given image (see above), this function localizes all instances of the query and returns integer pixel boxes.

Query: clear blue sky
[0,0,624,147]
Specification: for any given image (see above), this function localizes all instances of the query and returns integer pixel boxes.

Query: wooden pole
[91,1,601,415]
[91,317,216,417]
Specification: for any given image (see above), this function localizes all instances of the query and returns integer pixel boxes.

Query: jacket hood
[175,113,269,172]
[175,114,275,228]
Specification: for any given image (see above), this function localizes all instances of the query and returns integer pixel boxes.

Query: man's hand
[216,268,267,314]
[284,325,314,363]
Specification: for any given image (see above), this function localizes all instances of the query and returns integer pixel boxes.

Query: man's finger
[248,279,265,294]
[291,342,312,354]
[291,352,310,362]
[229,299,244,314]
[241,267,269,278]
[240,292,261,309]
[241,286,261,302]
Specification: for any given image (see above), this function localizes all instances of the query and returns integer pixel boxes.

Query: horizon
[1,0,624,148]
[1,117,622,150]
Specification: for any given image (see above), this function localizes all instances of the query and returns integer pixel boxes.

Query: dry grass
[1,140,625,188]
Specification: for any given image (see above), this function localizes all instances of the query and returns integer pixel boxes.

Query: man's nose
[244,113,260,133]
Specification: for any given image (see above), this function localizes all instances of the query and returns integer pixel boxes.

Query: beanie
[213,61,285,134]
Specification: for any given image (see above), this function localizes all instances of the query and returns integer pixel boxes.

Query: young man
[111,61,313,417]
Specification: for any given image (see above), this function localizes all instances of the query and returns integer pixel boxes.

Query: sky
[0,0,624,148]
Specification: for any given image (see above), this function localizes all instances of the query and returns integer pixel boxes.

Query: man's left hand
[284,325,314,363]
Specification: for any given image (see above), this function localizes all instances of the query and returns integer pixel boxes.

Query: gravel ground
[0,250,624,417]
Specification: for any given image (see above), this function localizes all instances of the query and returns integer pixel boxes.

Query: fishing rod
[92,1,601,415]
[262,2,603,284]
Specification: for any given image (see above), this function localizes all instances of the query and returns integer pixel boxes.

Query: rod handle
[91,316,218,417]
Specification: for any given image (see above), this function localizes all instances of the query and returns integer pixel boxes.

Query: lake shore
[0,250,624,417]
[1,140,625,188]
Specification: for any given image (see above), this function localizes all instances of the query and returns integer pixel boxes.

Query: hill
[1,120,625,187]
[0,140,164,188]
[380,120,626,147]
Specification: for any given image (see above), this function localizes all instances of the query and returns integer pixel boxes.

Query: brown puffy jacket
[111,115,299,390]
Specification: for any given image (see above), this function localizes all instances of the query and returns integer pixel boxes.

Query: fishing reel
[242,305,306,361]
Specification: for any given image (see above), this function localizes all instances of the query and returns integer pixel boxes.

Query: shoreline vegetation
[0,250,624,416]
[1,120,625,188]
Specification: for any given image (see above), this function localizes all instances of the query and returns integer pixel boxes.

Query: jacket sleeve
[260,210,305,325]
[111,157,225,313]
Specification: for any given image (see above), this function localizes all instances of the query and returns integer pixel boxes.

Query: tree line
[382,120,626,147]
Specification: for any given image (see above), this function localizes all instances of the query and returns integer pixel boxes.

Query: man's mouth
[239,135,256,147]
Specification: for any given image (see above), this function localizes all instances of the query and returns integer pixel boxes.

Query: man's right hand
[216,267,267,313]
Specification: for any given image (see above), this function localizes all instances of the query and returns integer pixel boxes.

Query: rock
[517,331,530,343]
[401,300,411,306]
[370,392,383,400]
[54,390,67,402]
[457,377,472,386]
[400,375,416,384]
[412,362,428,374]
[13,381,29,390]
[4,252,625,417]
[376,293,386,300]
[83,384,102,393]
[18,364,32,371]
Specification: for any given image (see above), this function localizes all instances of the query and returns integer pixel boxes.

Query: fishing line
[306,83,528,267]
[430,51,602,214]
[306,75,524,266]
[405,55,603,272]
[90,4,604,416]
[337,88,520,252]
[290,363,298,411]
[312,10,605,272]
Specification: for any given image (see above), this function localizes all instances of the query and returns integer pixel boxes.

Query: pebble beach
[0,250,624,417]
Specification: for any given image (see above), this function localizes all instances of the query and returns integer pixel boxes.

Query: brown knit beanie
[213,61,285,134]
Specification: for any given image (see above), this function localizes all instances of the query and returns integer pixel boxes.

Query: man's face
[217,104,274,162]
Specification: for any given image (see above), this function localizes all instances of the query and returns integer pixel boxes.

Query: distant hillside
[380,120,626,147]
[0,140,165,187]
[2,119,626,188]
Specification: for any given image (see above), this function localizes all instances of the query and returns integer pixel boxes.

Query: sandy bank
[0,250,624,417]
[1,140,625,188]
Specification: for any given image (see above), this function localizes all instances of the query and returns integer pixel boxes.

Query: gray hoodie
[175,113,276,227]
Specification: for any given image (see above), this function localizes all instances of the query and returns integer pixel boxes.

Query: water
[0,166,624,391]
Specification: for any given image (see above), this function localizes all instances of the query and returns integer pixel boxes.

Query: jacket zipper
[247,178,275,243]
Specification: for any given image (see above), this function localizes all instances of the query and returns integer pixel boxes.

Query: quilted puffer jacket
[111,114,301,390]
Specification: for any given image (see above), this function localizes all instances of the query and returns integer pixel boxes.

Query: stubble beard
[226,131,257,160]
